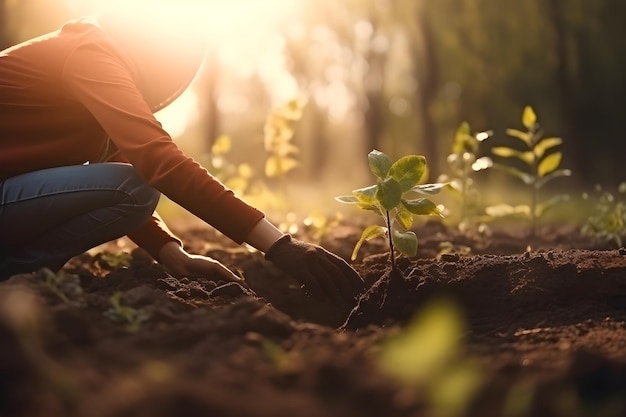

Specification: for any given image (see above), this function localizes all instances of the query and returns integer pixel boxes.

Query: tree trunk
[413,3,440,179]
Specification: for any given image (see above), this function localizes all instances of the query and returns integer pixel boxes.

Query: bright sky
[92,0,304,137]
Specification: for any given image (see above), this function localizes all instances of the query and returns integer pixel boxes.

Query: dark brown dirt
[2,220,626,417]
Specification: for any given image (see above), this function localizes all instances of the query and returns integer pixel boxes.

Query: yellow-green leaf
[534,137,562,159]
[395,206,414,230]
[351,225,386,260]
[390,155,426,192]
[505,129,532,147]
[537,152,562,177]
[368,149,393,180]
[378,298,465,384]
[522,106,536,130]
[392,229,418,257]
[377,178,402,210]
[492,147,534,165]
[211,134,231,155]
[402,198,442,216]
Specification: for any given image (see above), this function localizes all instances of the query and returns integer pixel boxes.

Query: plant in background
[98,251,132,271]
[103,292,149,332]
[205,134,254,196]
[264,97,304,180]
[438,122,493,232]
[582,182,626,247]
[485,106,571,236]
[36,268,84,305]
[335,150,445,270]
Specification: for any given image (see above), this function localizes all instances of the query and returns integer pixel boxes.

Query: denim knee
[114,164,161,223]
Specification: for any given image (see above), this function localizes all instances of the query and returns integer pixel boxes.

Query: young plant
[264,97,303,179]
[581,182,626,247]
[103,292,149,332]
[98,251,132,271]
[335,150,445,270]
[486,106,571,236]
[205,134,254,196]
[36,268,84,305]
[438,122,493,231]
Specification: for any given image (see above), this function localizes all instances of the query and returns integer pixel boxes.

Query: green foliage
[103,292,149,332]
[335,150,444,267]
[582,183,626,247]
[377,298,483,417]
[36,268,84,305]
[264,98,303,179]
[98,251,132,271]
[485,106,571,236]
[439,122,493,232]
[205,134,254,196]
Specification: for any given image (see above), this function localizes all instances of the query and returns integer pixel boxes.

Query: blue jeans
[0,163,160,279]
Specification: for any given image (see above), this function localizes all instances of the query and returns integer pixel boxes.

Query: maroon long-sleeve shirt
[0,17,264,258]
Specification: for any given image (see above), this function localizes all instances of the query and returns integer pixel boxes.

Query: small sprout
[336,149,445,269]
[582,182,626,247]
[103,292,149,332]
[98,251,132,271]
[486,106,571,236]
[439,122,493,232]
[36,268,84,305]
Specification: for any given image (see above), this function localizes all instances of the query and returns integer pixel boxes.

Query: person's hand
[158,242,247,287]
[264,234,365,306]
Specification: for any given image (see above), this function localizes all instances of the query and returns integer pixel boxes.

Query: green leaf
[536,194,570,217]
[453,122,473,154]
[402,198,442,216]
[505,129,532,147]
[536,168,571,188]
[537,152,562,177]
[353,185,378,204]
[389,155,426,192]
[396,206,414,230]
[392,229,418,257]
[378,298,464,384]
[368,149,392,180]
[351,225,386,261]
[522,106,537,130]
[492,147,534,165]
[377,178,402,210]
[491,163,534,185]
[534,137,562,158]
[334,195,359,204]
[411,182,447,195]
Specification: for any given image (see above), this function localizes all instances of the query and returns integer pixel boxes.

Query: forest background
[3,0,625,219]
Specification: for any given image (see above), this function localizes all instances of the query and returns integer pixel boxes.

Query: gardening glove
[265,234,365,306]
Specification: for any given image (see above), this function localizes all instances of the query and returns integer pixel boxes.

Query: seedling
[36,268,84,305]
[335,150,445,270]
[582,182,626,247]
[439,122,493,231]
[103,291,149,332]
[205,134,254,196]
[486,106,571,236]
[98,251,132,271]
[264,98,303,179]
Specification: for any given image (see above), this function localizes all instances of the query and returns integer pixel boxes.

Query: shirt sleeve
[61,32,264,252]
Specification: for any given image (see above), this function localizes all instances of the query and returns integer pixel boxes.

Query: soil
[2,219,626,417]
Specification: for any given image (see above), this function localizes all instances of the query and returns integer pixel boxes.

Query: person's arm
[243,218,285,253]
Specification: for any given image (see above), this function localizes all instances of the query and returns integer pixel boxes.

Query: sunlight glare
[93,0,303,137]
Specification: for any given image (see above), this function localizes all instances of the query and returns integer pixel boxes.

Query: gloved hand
[265,234,365,306]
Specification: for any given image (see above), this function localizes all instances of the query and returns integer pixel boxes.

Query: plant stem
[385,209,397,270]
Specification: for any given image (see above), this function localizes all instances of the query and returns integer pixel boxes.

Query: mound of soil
[1,220,626,417]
